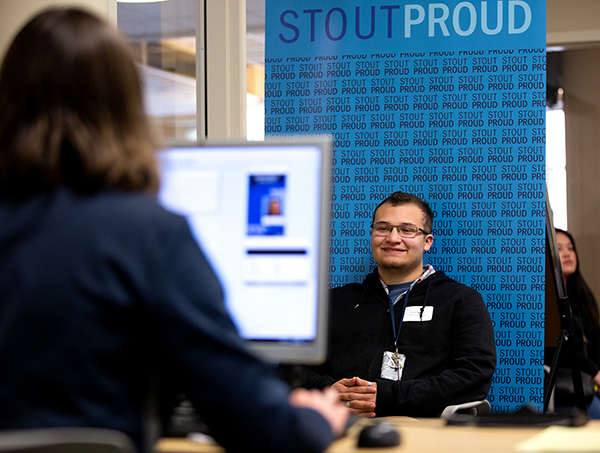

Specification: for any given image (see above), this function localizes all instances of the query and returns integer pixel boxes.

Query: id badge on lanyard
[380,289,411,381]
[381,350,406,381]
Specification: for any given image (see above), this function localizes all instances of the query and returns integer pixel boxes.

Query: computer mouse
[357,422,401,448]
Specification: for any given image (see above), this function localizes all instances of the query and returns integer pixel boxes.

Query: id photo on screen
[247,174,286,236]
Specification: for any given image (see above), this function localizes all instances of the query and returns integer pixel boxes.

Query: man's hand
[331,376,377,417]
[289,387,349,437]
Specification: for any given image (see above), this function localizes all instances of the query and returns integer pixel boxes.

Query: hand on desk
[289,387,349,437]
[332,377,377,417]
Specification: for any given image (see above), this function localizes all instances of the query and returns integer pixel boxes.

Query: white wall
[562,47,600,300]
[0,0,115,62]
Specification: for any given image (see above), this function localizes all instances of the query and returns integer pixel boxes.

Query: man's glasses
[370,222,430,238]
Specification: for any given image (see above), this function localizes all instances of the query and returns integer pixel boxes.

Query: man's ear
[423,234,434,252]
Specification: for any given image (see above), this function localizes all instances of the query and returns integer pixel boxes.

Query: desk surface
[155,417,600,453]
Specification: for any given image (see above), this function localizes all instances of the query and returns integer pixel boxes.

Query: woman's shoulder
[59,189,173,219]
[19,188,190,247]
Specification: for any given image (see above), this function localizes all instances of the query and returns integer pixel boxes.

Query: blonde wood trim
[205,0,246,139]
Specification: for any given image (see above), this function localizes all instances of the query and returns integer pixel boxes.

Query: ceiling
[246,0,265,66]
[117,0,266,66]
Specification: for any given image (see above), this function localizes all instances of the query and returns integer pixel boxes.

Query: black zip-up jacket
[0,189,333,453]
[303,268,496,417]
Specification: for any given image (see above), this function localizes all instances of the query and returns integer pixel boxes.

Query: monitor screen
[156,139,331,364]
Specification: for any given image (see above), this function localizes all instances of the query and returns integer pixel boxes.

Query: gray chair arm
[441,399,491,419]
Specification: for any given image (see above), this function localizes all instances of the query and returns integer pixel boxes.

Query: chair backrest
[440,399,491,419]
[0,428,136,453]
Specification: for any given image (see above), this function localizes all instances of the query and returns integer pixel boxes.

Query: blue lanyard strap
[389,288,411,352]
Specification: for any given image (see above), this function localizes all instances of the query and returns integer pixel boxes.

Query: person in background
[0,8,347,452]
[301,191,496,417]
[555,229,600,418]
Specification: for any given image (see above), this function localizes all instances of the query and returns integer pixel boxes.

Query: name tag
[403,306,433,322]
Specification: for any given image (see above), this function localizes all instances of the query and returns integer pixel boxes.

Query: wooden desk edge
[154,418,600,453]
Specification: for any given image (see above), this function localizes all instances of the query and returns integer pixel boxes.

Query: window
[246,0,265,140]
[117,0,198,142]
[547,89,567,229]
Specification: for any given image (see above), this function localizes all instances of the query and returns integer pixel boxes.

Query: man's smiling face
[370,202,433,284]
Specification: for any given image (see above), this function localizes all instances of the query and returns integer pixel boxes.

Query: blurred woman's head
[556,229,578,280]
[0,7,158,197]
[556,228,599,330]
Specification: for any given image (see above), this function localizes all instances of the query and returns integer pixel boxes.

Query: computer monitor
[156,138,332,364]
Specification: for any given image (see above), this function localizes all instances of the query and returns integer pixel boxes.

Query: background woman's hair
[556,228,600,331]
[0,7,159,196]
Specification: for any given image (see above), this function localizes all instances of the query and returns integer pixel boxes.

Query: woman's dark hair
[556,228,600,331]
[0,7,159,196]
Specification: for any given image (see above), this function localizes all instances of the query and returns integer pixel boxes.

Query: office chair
[0,427,136,453]
[440,399,491,419]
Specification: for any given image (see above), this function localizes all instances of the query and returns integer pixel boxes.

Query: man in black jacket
[303,191,496,417]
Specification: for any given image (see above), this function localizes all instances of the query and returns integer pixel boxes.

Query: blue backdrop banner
[264,0,547,413]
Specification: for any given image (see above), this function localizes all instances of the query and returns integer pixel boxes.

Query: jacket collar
[361,265,437,305]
